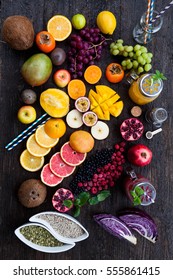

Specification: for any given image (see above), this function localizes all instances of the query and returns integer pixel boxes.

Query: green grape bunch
[110,39,153,75]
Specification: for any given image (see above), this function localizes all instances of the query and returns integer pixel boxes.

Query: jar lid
[140,74,163,97]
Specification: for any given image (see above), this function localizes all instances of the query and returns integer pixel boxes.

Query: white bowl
[29,211,89,243]
[14,222,75,253]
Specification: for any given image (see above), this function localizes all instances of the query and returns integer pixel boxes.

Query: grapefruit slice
[41,163,63,187]
[50,152,76,177]
[60,142,87,166]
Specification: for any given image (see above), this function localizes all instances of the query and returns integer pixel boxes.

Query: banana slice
[66,109,83,128]
[91,121,109,140]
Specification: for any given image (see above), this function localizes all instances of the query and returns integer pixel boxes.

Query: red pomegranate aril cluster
[77,142,126,194]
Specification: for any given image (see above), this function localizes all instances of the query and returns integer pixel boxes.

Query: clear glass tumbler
[133,11,163,44]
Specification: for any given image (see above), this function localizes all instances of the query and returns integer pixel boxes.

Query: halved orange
[20,149,44,172]
[67,79,86,100]
[26,134,51,157]
[35,124,59,148]
[47,15,72,41]
[84,65,102,84]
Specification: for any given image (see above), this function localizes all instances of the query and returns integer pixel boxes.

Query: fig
[2,15,34,50]
[50,47,66,66]
[21,89,37,104]
[21,53,52,87]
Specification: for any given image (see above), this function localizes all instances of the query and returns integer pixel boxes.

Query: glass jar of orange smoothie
[128,73,163,105]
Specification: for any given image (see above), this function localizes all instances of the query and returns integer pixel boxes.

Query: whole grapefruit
[69,130,94,153]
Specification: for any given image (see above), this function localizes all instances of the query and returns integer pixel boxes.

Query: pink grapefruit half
[41,163,63,187]
[60,141,87,166]
[50,152,76,177]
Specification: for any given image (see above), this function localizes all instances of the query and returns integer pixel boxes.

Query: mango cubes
[88,85,123,120]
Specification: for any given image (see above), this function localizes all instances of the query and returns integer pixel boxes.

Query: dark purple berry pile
[67,27,108,79]
[70,142,126,196]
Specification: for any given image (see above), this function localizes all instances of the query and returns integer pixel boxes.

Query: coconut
[2,15,34,50]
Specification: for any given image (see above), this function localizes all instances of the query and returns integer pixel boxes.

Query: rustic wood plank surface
[0,0,173,260]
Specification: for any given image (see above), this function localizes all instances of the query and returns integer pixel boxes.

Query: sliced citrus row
[67,79,86,100]
[20,150,44,172]
[41,163,63,187]
[84,65,102,84]
[40,142,87,186]
[88,85,124,120]
[35,124,59,148]
[47,15,72,41]
[26,134,51,157]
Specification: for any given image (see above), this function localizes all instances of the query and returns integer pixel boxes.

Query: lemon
[96,11,116,35]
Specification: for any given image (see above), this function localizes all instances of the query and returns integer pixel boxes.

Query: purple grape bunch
[67,27,108,79]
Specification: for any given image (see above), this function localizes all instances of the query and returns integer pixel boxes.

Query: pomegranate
[120,118,144,141]
[127,144,152,167]
[52,188,74,212]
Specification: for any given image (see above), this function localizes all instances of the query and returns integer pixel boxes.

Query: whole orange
[69,130,94,153]
[44,118,66,138]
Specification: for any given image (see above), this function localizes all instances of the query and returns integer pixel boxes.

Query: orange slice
[26,134,51,157]
[35,124,59,148]
[47,15,72,41]
[84,65,102,84]
[20,149,44,172]
[67,79,86,100]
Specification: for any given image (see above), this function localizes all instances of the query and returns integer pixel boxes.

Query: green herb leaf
[130,190,137,198]
[89,196,99,205]
[97,190,111,202]
[63,199,73,208]
[73,206,81,217]
[152,70,167,81]
[133,196,142,206]
[73,198,81,206]
[135,186,144,196]
[77,192,90,206]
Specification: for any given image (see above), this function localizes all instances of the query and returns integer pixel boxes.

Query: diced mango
[105,94,120,107]
[109,101,124,117]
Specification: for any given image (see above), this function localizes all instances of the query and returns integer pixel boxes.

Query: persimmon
[35,31,56,53]
[105,63,124,83]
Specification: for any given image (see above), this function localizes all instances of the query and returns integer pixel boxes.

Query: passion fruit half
[75,97,90,113]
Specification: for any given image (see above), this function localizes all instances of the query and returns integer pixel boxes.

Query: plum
[21,89,37,104]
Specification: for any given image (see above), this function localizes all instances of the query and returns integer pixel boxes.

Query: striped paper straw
[149,0,155,23]
[151,0,173,23]
[144,0,151,44]
[7,117,50,151]
[5,113,48,149]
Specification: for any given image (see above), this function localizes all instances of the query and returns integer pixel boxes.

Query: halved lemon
[47,15,72,41]
[26,134,51,157]
[20,149,44,172]
[35,124,59,148]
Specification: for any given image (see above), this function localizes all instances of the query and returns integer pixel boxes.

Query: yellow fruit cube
[109,101,124,117]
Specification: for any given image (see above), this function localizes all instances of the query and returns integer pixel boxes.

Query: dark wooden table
[1,0,173,260]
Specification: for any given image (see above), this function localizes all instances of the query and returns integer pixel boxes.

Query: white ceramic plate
[14,222,75,253]
[29,211,89,243]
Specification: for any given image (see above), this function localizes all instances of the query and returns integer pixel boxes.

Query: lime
[71,14,86,30]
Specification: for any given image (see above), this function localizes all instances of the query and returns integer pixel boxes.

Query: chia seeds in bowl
[29,211,89,243]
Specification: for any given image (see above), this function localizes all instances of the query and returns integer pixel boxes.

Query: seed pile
[70,143,126,196]
[20,225,63,247]
[37,214,84,238]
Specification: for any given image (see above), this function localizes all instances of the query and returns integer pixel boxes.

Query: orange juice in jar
[128,73,163,105]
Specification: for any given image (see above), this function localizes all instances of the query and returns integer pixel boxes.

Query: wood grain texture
[0,0,173,260]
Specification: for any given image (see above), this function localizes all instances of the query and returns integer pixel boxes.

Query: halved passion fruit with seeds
[75,96,90,113]
[120,118,144,141]
[82,111,98,127]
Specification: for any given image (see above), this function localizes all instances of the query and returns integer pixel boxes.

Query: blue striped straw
[5,113,48,150]
[6,116,50,151]
[151,0,173,23]
[149,0,155,23]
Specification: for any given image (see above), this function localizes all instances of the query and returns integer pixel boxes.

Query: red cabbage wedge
[93,214,137,245]
[117,208,158,243]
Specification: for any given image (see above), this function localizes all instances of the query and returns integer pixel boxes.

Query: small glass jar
[145,107,168,127]
[128,73,163,105]
[133,11,163,44]
[123,167,156,206]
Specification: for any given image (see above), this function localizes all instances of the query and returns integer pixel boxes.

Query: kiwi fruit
[18,179,47,208]
[2,15,34,50]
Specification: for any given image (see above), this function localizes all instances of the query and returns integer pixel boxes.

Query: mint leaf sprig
[64,190,111,217]
[130,185,144,206]
[152,70,167,82]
